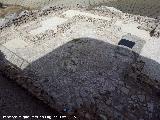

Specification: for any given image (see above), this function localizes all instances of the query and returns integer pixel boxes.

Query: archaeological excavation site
[0,0,160,119]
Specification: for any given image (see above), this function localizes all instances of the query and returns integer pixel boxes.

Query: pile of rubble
[138,16,160,38]
[0,6,66,31]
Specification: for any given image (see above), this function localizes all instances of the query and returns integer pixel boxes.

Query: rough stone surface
[0,3,160,120]
[0,74,59,117]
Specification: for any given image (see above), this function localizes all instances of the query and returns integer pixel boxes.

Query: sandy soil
[0,4,29,17]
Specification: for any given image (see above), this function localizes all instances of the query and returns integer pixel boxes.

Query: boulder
[150,24,160,38]
[5,13,18,21]
[155,16,160,22]
[0,18,9,28]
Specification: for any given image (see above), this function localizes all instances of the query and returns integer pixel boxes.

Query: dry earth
[0,0,160,17]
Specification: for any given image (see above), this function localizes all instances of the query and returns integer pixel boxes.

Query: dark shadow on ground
[22,37,160,120]
[0,74,59,116]
[0,53,60,119]
[1,37,160,119]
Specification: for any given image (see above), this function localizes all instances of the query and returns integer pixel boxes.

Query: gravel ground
[0,74,59,119]
[0,0,160,17]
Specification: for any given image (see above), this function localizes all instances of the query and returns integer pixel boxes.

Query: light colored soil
[0,5,29,17]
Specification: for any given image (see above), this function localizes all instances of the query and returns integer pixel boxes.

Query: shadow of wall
[1,37,160,119]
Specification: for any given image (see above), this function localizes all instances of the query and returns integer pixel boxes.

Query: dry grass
[0,4,29,18]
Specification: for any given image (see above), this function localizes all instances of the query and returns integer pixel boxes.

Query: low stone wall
[0,51,58,112]
[125,60,160,93]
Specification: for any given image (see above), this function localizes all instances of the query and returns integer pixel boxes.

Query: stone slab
[29,17,67,35]
[140,38,160,81]
[3,38,29,50]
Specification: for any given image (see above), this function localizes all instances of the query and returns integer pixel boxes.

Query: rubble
[137,17,160,38]
[0,1,160,119]
[150,24,160,38]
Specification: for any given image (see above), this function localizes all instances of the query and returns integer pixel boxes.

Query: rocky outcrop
[150,24,160,38]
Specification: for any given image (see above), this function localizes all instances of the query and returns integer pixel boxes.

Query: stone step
[29,17,68,35]
[0,45,30,69]
[140,38,160,82]
[0,45,14,61]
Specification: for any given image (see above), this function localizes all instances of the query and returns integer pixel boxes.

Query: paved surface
[0,74,59,118]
